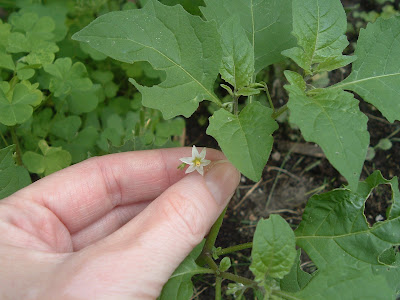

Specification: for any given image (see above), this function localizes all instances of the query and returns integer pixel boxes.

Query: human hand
[0,148,240,299]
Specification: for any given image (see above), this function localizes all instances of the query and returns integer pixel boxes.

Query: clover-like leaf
[44,57,92,98]
[335,16,400,123]
[250,215,296,283]
[0,145,31,199]
[202,0,295,74]
[72,0,222,119]
[284,71,369,190]
[207,102,278,182]
[0,51,14,71]
[296,172,400,295]
[0,82,42,126]
[50,116,82,142]
[22,140,71,176]
[282,0,355,75]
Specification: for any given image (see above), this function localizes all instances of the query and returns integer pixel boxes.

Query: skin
[0,147,240,300]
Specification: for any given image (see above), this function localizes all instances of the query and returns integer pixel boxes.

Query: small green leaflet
[218,16,254,90]
[282,0,355,74]
[207,102,278,182]
[0,145,31,200]
[158,241,207,300]
[202,0,295,74]
[284,71,369,190]
[72,0,222,119]
[279,249,312,293]
[140,0,205,16]
[22,140,71,176]
[50,116,82,142]
[250,215,296,283]
[295,172,400,296]
[335,16,400,123]
[0,82,42,126]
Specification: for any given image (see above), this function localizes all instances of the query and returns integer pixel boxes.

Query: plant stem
[215,242,253,256]
[215,276,222,300]
[0,131,8,147]
[196,206,228,266]
[233,94,239,115]
[264,84,274,111]
[10,127,22,165]
[219,272,258,288]
[272,104,288,119]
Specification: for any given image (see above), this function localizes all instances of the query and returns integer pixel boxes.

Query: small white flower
[179,145,211,176]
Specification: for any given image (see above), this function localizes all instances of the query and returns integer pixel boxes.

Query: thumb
[62,161,240,299]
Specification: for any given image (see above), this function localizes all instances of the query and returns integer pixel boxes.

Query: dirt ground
[187,0,400,298]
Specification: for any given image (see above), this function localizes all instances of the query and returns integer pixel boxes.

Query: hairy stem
[0,131,8,147]
[219,272,258,288]
[215,276,222,300]
[272,104,288,119]
[215,242,253,256]
[233,94,239,115]
[10,127,22,165]
[264,84,274,111]
[196,206,228,266]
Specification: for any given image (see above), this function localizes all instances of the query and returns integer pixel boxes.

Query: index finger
[13,147,225,234]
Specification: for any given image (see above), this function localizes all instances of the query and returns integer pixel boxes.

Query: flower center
[193,157,202,167]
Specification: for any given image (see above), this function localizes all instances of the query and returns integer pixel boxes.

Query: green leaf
[72,0,222,119]
[202,0,295,73]
[335,16,400,123]
[67,84,100,114]
[50,116,82,141]
[0,145,31,199]
[16,62,35,80]
[22,140,72,176]
[141,0,205,15]
[284,71,369,190]
[0,20,11,51]
[158,241,206,300]
[219,257,231,272]
[279,249,312,293]
[296,177,400,294]
[0,51,15,71]
[0,82,42,126]
[44,58,92,98]
[294,264,392,299]
[282,0,355,75]
[218,16,254,89]
[250,215,296,282]
[207,102,277,182]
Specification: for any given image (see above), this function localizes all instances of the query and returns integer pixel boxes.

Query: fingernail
[204,161,240,205]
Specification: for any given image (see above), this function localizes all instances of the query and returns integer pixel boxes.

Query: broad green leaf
[22,140,72,176]
[0,145,31,199]
[294,264,392,299]
[250,215,296,282]
[50,116,82,141]
[0,83,42,126]
[279,249,312,293]
[296,178,400,294]
[202,0,295,73]
[334,16,400,123]
[72,0,222,119]
[207,102,278,182]
[159,241,206,300]
[140,0,205,15]
[282,0,355,74]
[218,16,254,89]
[44,58,92,98]
[284,71,369,190]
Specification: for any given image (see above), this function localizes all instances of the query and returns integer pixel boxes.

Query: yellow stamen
[193,157,201,167]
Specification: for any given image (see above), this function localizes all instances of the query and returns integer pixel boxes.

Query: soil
[187,1,400,298]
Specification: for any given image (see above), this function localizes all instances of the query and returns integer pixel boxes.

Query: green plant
[1,0,400,298]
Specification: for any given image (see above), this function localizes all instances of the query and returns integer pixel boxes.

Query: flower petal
[185,164,196,174]
[199,147,207,159]
[201,159,211,167]
[196,165,204,176]
[192,145,200,157]
[179,157,194,164]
